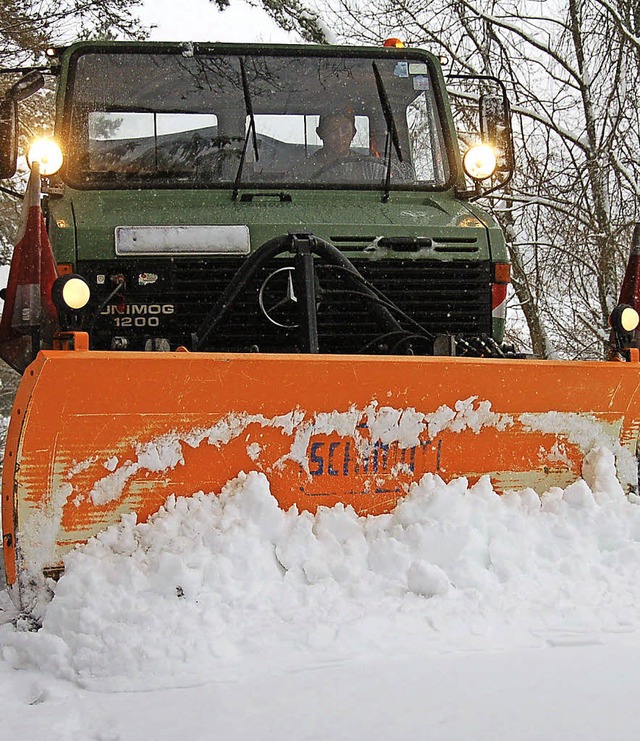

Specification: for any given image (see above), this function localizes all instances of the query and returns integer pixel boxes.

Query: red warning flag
[0,163,58,373]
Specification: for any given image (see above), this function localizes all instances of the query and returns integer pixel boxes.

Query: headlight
[52,274,91,312]
[62,277,91,310]
[27,138,63,176]
[620,306,639,332]
[463,144,497,181]
[610,304,640,334]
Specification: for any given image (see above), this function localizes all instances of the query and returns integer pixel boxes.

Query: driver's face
[318,115,355,157]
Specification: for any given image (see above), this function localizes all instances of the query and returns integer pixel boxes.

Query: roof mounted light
[27,138,63,176]
[383,38,406,48]
[463,143,497,181]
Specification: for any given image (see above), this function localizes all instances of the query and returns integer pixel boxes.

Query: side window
[407,100,436,182]
[406,91,449,184]
[352,116,370,150]
[254,114,307,145]
[253,114,369,148]
[87,111,152,172]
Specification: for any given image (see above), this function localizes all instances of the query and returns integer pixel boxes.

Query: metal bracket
[53,331,89,351]
[291,234,319,354]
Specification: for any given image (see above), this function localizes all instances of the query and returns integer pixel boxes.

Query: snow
[76,397,512,508]
[522,411,637,488]
[3,449,640,737]
[0,0,633,733]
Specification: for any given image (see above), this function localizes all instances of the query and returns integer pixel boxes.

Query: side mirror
[0,97,18,179]
[479,93,514,177]
[9,70,44,102]
[0,70,45,180]
[448,74,515,197]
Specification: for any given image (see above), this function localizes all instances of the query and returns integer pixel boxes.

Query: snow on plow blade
[4,349,640,609]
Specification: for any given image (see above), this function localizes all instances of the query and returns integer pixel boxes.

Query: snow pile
[3,447,640,690]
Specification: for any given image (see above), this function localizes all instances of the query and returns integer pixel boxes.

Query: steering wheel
[194,148,242,179]
[313,154,406,181]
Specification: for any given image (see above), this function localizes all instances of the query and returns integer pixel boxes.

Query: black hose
[357,329,415,354]
[193,234,292,350]
[193,233,404,351]
[305,236,401,334]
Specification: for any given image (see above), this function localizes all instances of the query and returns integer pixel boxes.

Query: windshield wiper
[372,61,403,203]
[232,58,260,201]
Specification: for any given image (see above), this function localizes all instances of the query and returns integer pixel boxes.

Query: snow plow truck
[1,40,640,612]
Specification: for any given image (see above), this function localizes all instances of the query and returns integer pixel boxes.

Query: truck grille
[81,257,491,353]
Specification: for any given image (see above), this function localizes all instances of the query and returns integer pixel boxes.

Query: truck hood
[54,187,495,261]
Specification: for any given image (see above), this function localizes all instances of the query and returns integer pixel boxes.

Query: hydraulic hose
[192,232,403,351]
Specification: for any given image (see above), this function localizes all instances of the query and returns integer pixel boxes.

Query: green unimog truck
[0,40,513,357]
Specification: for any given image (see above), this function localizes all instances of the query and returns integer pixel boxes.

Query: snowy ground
[2,452,640,739]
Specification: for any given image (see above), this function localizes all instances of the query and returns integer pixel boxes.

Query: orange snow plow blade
[4,348,640,608]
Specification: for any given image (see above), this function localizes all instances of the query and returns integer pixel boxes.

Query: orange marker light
[383,38,406,48]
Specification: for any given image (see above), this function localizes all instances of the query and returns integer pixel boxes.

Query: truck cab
[1,41,512,356]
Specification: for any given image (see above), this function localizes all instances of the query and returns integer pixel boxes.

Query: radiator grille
[81,257,492,353]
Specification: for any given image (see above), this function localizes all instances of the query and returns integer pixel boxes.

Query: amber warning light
[383,38,406,48]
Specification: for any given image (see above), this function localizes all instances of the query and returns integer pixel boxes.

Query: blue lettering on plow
[308,438,440,492]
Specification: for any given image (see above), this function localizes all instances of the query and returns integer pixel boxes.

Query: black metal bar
[372,61,403,162]
[239,59,259,163]
[307,237,401,335]
[447,73,508,96]
[192,232,405,352]
[239,192,292,202]
[293,235,319,353]
[0,184,23,199]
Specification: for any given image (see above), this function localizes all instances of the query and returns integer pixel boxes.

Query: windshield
[66,49,451,189]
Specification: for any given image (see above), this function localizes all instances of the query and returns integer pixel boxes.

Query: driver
[296,109,358,179]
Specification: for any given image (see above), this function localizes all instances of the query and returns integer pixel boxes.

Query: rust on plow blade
[3,349,640,608]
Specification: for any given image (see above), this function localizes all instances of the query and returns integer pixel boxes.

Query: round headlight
[52,274,91,315]
[610,304,640,334]
[61,277,91,310]
[620,306,639,332]
[463,144,497,181]
[27,138,63,176]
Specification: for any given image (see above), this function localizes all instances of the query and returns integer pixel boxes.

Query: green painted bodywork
[48,188,500,261]
[45,41,509,342]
